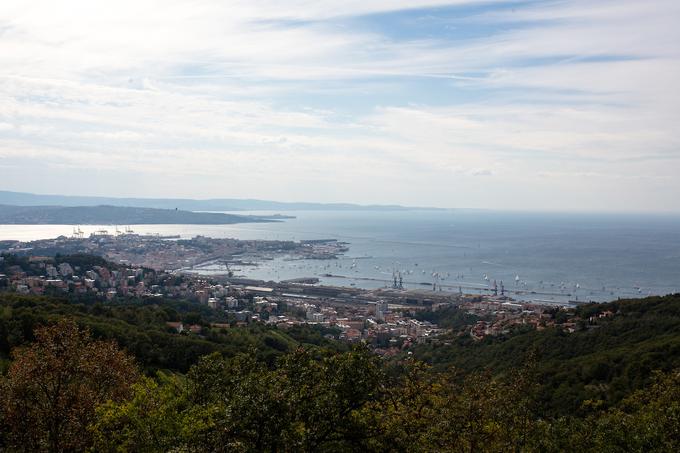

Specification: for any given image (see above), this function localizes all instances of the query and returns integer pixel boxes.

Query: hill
[0,190,443,211]
[0,292,678,451]
[0,204,278,225]
[0,293,343,373]
[410,293,680,415]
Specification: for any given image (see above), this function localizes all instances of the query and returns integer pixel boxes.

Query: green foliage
[90,374,191,453]
[1,294,679,451]
[531,369,680,453]
[414,305,481,330]
[0,319,139,452]
[92,347,387,452]
[0,293,341,372]
[0,253,42,276]
[89,349,680,452]
[54,253,122,270]
[411,294,680,415]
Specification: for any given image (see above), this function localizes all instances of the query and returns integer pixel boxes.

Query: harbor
[1,208,678,305]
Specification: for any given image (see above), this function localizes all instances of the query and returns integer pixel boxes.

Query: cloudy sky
[1,0,678,211]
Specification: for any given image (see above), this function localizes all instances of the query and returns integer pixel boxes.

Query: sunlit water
[2,210,679,303]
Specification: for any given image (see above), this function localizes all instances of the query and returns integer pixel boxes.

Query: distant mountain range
[0,205,280,225]
[0,191,442,212]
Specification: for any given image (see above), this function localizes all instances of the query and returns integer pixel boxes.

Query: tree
[90,346,386,452]
[581,369,680,453]
[0,319,139,452]
[184,346,385,451]
[90,373,191,453]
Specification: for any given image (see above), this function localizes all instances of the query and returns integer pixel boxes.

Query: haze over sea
[2,210,679,304]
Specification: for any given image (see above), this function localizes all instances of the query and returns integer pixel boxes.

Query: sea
[1,209,679,304]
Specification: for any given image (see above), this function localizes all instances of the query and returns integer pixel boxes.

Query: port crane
[392,270,404,290]
[432,272,442,291]
[71,226,84,239]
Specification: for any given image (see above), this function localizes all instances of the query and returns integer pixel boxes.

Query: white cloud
[0,0,678,211]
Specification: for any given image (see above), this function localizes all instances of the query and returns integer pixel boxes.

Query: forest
[0,292,678,452]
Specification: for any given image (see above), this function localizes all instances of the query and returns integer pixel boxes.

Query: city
[1,235,590,356]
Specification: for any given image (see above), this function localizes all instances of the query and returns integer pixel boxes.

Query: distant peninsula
[0,205,281,225]
[0,190,444,212]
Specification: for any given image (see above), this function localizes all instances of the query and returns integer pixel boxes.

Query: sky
[0,0,679,212]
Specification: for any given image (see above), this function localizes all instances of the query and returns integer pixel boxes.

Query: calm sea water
[1,210,679,303]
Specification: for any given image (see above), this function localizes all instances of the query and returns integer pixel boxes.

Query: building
[375,300,389,322]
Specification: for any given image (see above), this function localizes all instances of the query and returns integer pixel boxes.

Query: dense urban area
[0,231,594,353]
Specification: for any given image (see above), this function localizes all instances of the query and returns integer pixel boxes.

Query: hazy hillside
[0,204,276,225]
[0,190,442,212]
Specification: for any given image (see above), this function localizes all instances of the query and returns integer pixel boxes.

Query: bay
[2,209,679,303]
